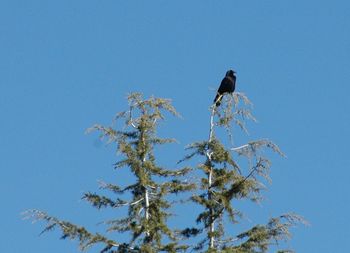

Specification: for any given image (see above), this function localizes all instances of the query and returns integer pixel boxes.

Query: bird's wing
[231,75,236,92]
[218,77,233,94]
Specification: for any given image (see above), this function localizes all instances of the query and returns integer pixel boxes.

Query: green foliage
[24,92,304,253]
[178,93,304,252]
[25,93,194,252]
[23,210,119,251]
[225,213,306,253]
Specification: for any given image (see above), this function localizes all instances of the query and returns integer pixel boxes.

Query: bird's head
[226,69,236,77]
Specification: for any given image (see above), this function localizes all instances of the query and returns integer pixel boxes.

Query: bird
[213,70,236,107]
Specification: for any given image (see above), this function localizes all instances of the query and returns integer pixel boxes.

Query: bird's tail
[213,93,223,107]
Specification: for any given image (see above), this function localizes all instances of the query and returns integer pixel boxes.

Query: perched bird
[213,70,236,107]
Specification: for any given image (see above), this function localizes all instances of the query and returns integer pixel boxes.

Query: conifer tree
[24,93,194,253]
[25,92,304,253]
[178,93,304,252]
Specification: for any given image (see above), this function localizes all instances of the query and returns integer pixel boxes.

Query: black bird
[213,70,236,107]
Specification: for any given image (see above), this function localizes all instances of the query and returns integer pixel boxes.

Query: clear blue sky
[1,1,349,252]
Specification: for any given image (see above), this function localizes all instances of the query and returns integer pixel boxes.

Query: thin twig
[231,144,249,151]
[128,105,137,129]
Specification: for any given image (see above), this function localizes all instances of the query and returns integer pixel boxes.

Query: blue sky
[1,1,349,252]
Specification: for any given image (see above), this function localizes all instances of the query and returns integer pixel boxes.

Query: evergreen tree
[178,93,305,252]
[24,93,195,253]
[24,92,304,253]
